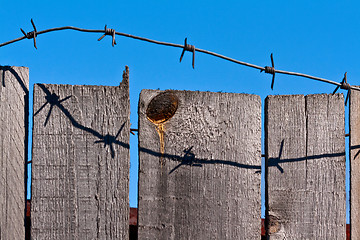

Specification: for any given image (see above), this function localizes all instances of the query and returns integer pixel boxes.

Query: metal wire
[1,20,360,93]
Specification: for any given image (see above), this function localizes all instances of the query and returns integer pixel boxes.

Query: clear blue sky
[1,1,359,222]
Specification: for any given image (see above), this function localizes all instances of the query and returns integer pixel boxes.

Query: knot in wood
[267,215,280,234]
[146,91,179,124]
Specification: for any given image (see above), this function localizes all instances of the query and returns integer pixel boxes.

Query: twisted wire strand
[1,25,360,92]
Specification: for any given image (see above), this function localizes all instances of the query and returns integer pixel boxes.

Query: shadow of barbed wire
[140,138,345,175]
[34,84,129,159]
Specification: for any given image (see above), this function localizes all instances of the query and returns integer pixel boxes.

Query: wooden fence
[0,65,357,239]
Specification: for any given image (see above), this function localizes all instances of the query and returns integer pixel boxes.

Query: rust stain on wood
[155,124,165,165]
[146,91,179,166]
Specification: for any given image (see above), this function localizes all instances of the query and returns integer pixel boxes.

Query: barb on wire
[261,53,276,90]
[333,72,351,106]
[20,19,38,49]
[130,128,138,135]
[2,19,360,97]
[97,25,116,47]
[179,38,195,69]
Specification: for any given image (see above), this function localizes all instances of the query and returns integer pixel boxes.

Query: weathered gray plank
[266,94,346,239]
[31,68,130,240]
[0,66,28,240]
[138,90,262,240]
[265,95,307,239]
[350,87,360,239]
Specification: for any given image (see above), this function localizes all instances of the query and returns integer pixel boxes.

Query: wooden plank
[306,94,346,238]
[31,68,130,239]
[138,90,262,240]
[0,66,28,240]
[350,87,360,239]
[266,94,346,239]
[265,95,307,239]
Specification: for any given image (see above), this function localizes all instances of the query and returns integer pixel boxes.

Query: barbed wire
[1,19,359,104]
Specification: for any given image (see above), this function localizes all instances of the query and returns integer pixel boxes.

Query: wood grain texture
[138,90,262,240]
[31,70,130,240]
[350,87,360,240]
[266,94,346,239]
[0,66,28,240]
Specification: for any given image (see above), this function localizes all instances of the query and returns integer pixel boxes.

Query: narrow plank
[31,68,130,240]
[0,66,28,240]
[306,94,345,238]
[350,87,360,239]
[266,94,346,239]
[138,90,262,240]
[265,95,307,239]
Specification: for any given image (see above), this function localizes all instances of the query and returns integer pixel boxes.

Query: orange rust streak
[147,116,166,166]
[155,123,165,165]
